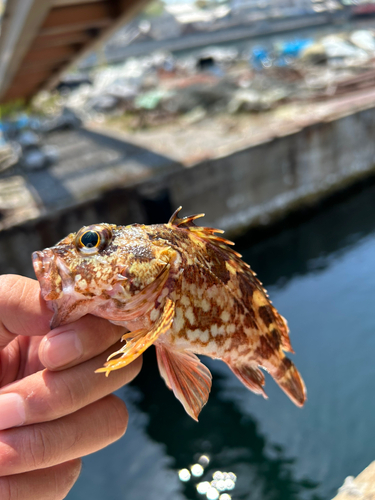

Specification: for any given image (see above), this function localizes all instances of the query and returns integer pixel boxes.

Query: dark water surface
[67,182,375,500]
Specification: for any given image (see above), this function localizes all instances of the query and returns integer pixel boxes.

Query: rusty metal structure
[0,0,150,103]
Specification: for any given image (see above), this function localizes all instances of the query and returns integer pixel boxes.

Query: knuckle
[24,425,53,470]
[55,375,80,409]
[44,372,82,418]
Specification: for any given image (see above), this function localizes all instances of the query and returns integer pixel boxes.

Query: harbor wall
[2,105,375,277]
[159,105,375,235]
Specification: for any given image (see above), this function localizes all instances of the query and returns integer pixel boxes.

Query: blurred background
[2,0,375,499]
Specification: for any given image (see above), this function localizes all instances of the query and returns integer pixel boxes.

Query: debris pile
[37,28,375,131]
[2,28,375,174]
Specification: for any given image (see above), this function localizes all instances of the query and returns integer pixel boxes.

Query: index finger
[0,275,52,349]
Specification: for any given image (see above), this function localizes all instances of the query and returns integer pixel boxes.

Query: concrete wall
[2,105,375,277]
[158,106,375,234]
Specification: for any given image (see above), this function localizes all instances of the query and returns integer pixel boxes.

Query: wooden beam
[17,60,73,75]
[52,0,103,6]
[31,30,93,50]
[40,2,113,36]
[0,0,153,101]
[40,17,111,36]
[0,0,52,100]
[1,63,63,101]
[8,69,53,86]
[45,0,151,90]
[3,77,49,101]
[4,85,40,101]
[23,45,78,64]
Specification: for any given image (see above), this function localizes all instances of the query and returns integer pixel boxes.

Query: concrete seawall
[2,103,375,277]
[140,105,375,235]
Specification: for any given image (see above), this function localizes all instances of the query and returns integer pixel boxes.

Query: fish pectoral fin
[155,344,212,421]
[225,361,267,398]
[95,298,175,376]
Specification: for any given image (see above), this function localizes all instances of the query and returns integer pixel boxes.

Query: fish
[32,207,306,420]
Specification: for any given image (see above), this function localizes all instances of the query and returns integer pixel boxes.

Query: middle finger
[0,344,142,429]
[0,395,128,476]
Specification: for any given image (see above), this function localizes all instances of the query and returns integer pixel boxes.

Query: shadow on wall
[20,127,179,212]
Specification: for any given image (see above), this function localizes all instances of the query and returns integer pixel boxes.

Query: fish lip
[32,249,62,301]
[32,249,77,329]
[35,248,100,330]
[32,249,62,328]
[32,249,53,282]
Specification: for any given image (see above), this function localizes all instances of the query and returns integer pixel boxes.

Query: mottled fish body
[33,208,306,420]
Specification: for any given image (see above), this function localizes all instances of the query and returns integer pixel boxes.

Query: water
[62,180,375,499]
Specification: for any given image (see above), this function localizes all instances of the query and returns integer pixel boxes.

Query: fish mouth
[32,249,63,302]
[33,249,94,329]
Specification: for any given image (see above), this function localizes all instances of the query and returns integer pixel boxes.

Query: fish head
[32,223,174,329]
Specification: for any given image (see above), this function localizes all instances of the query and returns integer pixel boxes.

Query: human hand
[0,275,141,500]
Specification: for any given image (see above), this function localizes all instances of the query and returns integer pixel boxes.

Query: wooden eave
[0,0,150,103]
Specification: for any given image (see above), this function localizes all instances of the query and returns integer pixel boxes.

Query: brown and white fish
[32,207,306,420]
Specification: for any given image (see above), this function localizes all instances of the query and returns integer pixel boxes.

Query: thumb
[0,275,52,350]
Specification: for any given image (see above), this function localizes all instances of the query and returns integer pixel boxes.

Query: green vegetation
[0,99,27,120]
[142,0,164,18]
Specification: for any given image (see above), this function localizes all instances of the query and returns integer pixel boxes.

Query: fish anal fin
[96,298,175,376]
[226,361,267,399]
[155,343,212,421]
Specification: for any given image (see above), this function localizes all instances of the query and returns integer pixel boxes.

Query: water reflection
[236,180,375,286]
[134,349,319,500]
[190,463,204,477]
[194,470,236,498]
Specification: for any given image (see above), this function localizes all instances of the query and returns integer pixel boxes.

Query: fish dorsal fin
[168,206,205,228]
[168,207,239,251]
[155,343,212,421]
[96,298,175,376]
[169,207,241,259]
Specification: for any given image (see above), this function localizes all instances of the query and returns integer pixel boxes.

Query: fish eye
[80,230,100,249]
[75,224,113,255]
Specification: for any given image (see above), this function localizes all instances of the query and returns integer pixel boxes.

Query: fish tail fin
[225,361,268,399]
[226,355,306,407]
[275,314,294,353]
[268,355,307,407]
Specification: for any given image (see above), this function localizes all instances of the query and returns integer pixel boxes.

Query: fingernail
[42,330,83,368]
[0,393,25,430]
